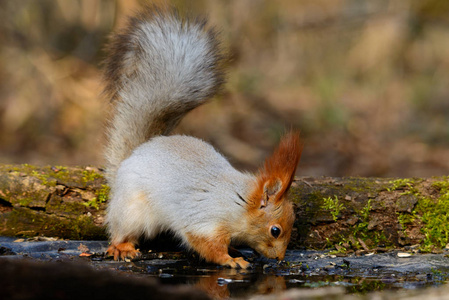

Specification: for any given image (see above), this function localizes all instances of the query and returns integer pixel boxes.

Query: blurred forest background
[0,0,448,177]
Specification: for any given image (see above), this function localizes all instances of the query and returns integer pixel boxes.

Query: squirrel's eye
[270,226,281,239]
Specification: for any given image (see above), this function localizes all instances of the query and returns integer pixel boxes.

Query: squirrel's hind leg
[185,232,251,269]
[107,236,140,260]
[107,224,162,260]
[106,191,157,260]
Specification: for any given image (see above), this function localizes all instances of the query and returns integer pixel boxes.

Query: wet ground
[2,237,449,299]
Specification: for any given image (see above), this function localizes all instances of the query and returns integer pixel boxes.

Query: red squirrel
[103,5,302,269]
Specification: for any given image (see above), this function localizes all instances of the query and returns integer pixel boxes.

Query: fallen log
[0,164,447,252]
[0,164,107,240]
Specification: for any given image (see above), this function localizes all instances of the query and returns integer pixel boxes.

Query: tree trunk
[0,164,447,252]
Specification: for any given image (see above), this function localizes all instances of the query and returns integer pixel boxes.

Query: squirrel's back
[103,6,225,183]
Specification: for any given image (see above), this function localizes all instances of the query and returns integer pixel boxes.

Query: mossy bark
[0,164,447,251]
[0,164,107,240]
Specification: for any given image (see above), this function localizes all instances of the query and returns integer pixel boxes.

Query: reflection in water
[3,237,449,299]
[195,273,232,299]
[93,249,449,299]
[194,271,287,299]
[256,275,287,295]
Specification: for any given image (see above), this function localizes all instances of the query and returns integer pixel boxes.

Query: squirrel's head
[244,132,302,261]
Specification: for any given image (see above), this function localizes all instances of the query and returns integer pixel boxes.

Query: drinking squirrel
[103,5,302,269]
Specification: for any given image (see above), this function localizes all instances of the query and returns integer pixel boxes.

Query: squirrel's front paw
[107,242,140,260]
[223,257,251,269]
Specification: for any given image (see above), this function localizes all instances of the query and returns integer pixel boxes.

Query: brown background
[0,0,448,177]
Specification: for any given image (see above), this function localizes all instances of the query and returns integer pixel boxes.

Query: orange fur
[195,273,231,299]
[186,231,250,269]
[107,241,140,260]
[240,131,301,260]
[241,199,295,260]
[260,131,302,200]
[257,276,287,294]
[249,131,302,209]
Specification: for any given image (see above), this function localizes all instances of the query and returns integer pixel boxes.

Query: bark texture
[0,164,447,251]
[0,165,107,239]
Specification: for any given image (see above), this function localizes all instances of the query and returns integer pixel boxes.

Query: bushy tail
[103,5,225,183]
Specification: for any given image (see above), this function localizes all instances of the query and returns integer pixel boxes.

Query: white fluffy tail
[103,6,225,182]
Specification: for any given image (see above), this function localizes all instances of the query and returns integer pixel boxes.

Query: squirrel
[103,5,303,269]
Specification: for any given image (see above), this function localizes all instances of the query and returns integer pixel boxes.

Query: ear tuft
[257,131,303,204]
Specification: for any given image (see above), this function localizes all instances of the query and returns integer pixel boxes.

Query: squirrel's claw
[107,242,140,261]
[223,257,251,269]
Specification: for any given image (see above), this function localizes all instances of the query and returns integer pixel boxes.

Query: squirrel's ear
[259,179,282,208]
[256,131,302,207]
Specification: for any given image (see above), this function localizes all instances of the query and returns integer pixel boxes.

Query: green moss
[352,199,388,245]
[360,199,371,222]
[432,178,449,192]
[344,177,391,194]
[83,199,100,210]
[389,177,449,252]
[328,199,390,249]
[416,178,449,251]
[83,184,110,210]
[370,231,389,246]
[0,207,107,240]
[18,198,34,207]
[47,167,71,183]
[8,164,76,187]
[6,164,55,188]
[397,212,415,238]
[96,184,110,203]
[81,169,104,184]
[387,178,420,193]
[328,240,348,254]
[322,196,345,221]
[4,164,105,187]
[397,212,415,226]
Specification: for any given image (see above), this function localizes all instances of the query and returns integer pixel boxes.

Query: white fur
[106,135,256,245]
[103,9,253,249]
[105,12,222,184]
